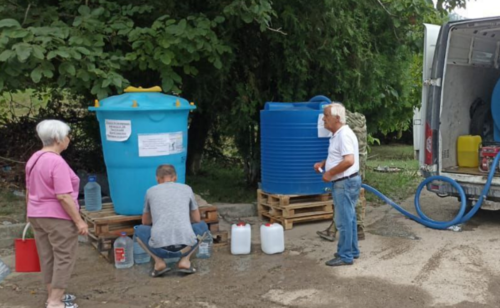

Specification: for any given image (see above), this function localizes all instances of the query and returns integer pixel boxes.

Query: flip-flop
[177,265,196,275]
[150,267,172,278]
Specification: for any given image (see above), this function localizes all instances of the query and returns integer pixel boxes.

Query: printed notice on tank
[317,114,332,138]
[105,120,131,142]
[138,132,183,157]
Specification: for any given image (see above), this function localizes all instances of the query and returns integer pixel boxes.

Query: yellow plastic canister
[457,135,482,167]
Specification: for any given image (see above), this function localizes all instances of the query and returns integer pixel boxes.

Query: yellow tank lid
[124,86,162,93]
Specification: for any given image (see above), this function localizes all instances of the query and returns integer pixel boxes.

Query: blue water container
[89,86,196,215]
[260,96,332,195]
[492,78,500,141]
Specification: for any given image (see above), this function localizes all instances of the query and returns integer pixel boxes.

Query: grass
[0,145,420,213]
[188,145,421,205]
[186,162,257,204]
[364,145,421,204]
[0,188,26,223]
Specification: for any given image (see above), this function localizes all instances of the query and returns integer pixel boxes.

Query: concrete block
[212,203,257,218]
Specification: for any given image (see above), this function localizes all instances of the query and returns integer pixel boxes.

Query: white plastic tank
[231,222,251,255]
[260,223,285,254]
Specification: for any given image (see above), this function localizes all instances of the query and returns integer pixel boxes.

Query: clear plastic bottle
[133,226,151,264]
[84,175,102,212]
[196,231,213,259]
[0,257,11,283]
[114,232,134,269]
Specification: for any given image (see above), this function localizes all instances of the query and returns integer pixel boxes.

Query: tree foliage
[0,0,458,183]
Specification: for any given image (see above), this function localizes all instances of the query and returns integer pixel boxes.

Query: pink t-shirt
[25,151,80,220]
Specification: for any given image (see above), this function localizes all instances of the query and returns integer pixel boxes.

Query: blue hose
[361,152,500,230]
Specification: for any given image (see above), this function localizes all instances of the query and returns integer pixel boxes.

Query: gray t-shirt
[143,182,198,248]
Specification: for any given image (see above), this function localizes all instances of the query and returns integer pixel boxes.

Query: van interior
[440,19,500,175]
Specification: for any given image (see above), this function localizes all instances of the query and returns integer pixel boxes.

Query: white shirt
[325,125,359,181]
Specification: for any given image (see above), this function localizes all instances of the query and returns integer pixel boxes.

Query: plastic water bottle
[196,232,213,259]
[84,175,102,212]
[114,232,134,269]
[0,258,11,283]
[133,227,151,264]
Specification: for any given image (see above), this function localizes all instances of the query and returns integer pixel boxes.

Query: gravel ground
[1,190,499,308]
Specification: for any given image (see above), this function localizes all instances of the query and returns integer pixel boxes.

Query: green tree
[0,0,457,184]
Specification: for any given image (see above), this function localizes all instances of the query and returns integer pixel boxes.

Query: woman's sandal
[61,294,76,303]
[45,294,76,307]
[46,302,78,308]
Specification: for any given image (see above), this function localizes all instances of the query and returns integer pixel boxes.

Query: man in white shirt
[314,103,361,266]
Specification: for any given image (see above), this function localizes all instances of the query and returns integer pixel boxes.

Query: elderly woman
[25,120,88,308]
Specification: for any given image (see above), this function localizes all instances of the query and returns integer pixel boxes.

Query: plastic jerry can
[457,135,482,167]
[231,223,251,255]
[260,223,285,254]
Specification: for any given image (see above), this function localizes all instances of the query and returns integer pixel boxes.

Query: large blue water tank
[260,96,332,195]
[89,87,196,215]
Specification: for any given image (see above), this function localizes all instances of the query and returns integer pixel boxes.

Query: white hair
[36,119,71,146]
[326,103,346,124]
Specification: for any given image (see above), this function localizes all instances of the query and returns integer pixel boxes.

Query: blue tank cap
[88,92,196,112]
[264,95,331,111]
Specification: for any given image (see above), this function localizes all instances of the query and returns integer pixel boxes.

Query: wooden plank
[258,189,332,207]
[212,230,229,247]
[93,216,141,224]
[209,223,220,233]
[260,211,333,230]
[259,200,333,210]
[199,206,218,213]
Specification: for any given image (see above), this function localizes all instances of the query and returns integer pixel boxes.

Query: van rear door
[415,23,440,167]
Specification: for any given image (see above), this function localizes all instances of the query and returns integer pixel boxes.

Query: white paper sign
[138,132,184,157]
[317,114,332,138]
[168,132,183,155]
[105,120,131,142]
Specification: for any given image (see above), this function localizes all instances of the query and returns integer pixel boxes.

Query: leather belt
[332,172,359,183]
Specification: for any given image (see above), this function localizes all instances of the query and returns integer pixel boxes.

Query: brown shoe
[357,228,365,240]
[317,230,336,242]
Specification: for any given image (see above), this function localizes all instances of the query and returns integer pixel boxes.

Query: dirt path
[1,190,500,308]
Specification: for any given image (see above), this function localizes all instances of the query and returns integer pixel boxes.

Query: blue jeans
[332,175,361,263]
[135,222,208,259]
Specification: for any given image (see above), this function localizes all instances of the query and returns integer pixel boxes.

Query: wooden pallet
[257,190,331,207]
[81,203,227,261]
[257,189,334,230]
[212,230,229,247]
[259,211,333,230]
[199,206,220,233]
[80,203,141,238]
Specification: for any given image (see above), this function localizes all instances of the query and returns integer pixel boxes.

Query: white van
[417,17,500,210]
